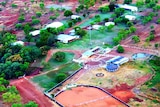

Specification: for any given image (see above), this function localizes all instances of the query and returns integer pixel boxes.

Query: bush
[11,4,18,8]
[55,73,67,83]
[18,16,25,22]
[15,23,23,30]
[117,45,125,53]
[32,19,40,25]
[49,16,56,20]
[36,12,42,17]
[53,51,65,62]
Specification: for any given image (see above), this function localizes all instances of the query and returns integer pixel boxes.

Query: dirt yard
[75,62,151,88]
[10,77,58,107]
[55,86,126,107]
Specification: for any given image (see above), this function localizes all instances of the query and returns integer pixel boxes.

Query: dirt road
[10,77,57,107]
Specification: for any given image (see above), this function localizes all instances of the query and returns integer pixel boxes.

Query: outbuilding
[45,22,64,29]
[57,34,79,43]
[125,15,136,21]
[105,22,115,27]
[29,30,40,36]
[92,25,103,30]
[71,15,80,20]
[12,41,24,46]
[116,4,138,12]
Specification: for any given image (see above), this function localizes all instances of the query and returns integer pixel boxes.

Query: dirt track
[55,86,126,107]
[10,77,56,107]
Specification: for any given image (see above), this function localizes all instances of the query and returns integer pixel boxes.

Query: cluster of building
[29,15,82,44]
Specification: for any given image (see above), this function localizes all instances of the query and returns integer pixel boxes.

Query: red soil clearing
[135,74,152,85]
[106,84,135,103]
[55,86,126,107]
[10,78,54,107]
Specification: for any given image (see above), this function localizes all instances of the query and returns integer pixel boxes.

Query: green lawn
[79,13,112,28]
[57,24,126,49]
[42,52,75,71]
[31,62,81,91]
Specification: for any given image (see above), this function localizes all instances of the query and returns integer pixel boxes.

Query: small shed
[12,41,24,46]
[125,15,136,21]
[29,30,40,36]
[57,34,79,43]
[69,29,76,36]
[105,22,115,27]
[71,15,80,20]
[82,50,94,58]
[45,22,63,29]
[117,4,138,12]
[92,25,103,30]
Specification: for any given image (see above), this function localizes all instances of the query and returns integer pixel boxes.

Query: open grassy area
[79,13,112,28]
[31,62,81,91]
[42,52,75,71]
[57,24,126,49]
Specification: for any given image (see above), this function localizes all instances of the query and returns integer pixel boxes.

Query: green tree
[53,51,65,62]
[2,92,21,103]
[30,0,34,4]
[18,16,25,22]
[117,45,125,53]
[32,19,40,25]
[11,4,18,8]
[75,27,87,37]
[132,35,140,43]
[124,0,132,4]
[136,0,144,8]
[12,103,23,107]
[129,26,137,33]
[36,11,42,17]
[109,0,116,11]
[55,73,67,83]
[23,24,32,36]
[2,33,16,46]
[15,23,23,30]
[114,8,125,17]
[39,2,44,10]
[64,10,73,17]
[20,46,41,62]
[79,0,96,8]
[107,24,114,32]
[154,43,159,49]
[24,101,38,107]
[99,6,110,13]
[113,37,121,45]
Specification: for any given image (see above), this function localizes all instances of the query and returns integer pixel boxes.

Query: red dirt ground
[135,74,152,85]
[106,84,135,103]
[10,77,54,107]
[55,86,126,107]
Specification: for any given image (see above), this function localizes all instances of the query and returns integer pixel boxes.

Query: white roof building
[29,30,40,36]
[125,15,136,21]
[105,22,115,27]
[71,15,80,20]
[82,50,94,58]
[45,22,63,29]
[117,4,138,12]
[92,25,103,30]
[69,29,76,36]
[12,41,24,46]
[57,34,79,43]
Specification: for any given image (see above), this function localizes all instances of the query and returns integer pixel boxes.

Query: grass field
[57,24,126,49]
[31,62,81,91]
[42,52,75,71]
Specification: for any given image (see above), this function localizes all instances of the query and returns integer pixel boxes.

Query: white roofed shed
[45,22,63,29]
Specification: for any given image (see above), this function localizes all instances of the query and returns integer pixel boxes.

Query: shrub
[53,51,65,62]
[117,45,125,53]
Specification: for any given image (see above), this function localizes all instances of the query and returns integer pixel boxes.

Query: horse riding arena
[55,86,127,107]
